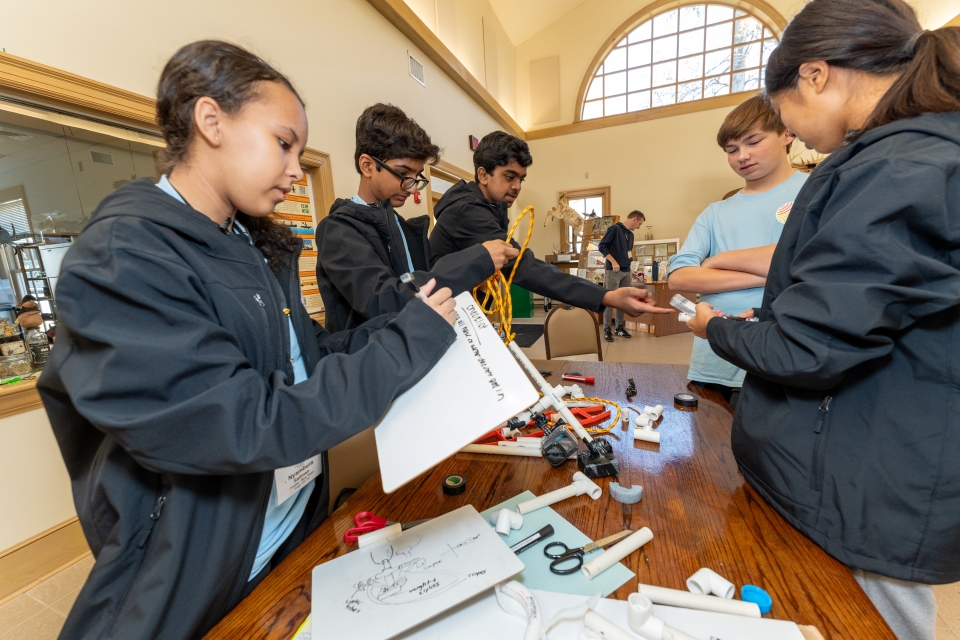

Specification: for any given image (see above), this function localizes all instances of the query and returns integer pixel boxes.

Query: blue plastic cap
[741,585,772,614]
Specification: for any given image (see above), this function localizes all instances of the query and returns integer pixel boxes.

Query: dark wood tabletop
[206,360,894,640]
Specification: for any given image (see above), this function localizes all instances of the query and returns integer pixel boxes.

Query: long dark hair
[156,40,303,273]
[765,0,960,135]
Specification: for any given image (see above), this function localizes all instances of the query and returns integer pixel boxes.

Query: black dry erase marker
[510,524,555,554]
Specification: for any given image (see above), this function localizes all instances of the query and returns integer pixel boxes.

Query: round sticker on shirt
[776,201,793,224]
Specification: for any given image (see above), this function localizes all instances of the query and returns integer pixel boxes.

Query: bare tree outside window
[581,4,779,120]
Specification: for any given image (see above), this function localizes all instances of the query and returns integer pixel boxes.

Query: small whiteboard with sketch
[375,292,539,493]
[311,505,524,640]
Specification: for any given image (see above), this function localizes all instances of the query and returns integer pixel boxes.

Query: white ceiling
[487,0,588,45]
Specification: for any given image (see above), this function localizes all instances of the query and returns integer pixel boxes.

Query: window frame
[574,0,786,126]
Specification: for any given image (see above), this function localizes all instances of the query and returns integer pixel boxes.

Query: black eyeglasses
[372,157,429,191]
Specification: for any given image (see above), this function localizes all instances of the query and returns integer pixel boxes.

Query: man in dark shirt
[430,132,668,318]
[598,210,645,341]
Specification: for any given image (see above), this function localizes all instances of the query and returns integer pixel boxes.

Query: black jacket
[37,180,456,638]
[317,198,494,333]
[707,112,960,584]
[598,222,634,271]
[430,180,606,311]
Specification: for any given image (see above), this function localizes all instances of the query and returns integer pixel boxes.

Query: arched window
[580,3,780,121]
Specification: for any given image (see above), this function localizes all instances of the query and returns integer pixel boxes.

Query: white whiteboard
[375,292,539,493]
[311,505,524,640]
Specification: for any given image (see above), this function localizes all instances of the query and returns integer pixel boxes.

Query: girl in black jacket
[687,2,960,638]
[38,41,457,639]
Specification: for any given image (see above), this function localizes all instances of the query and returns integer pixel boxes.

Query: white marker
[400,272,428,301]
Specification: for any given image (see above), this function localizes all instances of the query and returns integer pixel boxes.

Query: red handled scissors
[343,511,430,543]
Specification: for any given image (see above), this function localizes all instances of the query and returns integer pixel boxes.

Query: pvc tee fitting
[634,413,660,443]
[490,508,523,536]
[687,567,735,599]
[515,472,602,515]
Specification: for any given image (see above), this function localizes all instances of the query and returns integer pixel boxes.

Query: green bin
[510,284,534,319]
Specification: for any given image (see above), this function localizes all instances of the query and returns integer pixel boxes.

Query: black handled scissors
[543,530,633,574]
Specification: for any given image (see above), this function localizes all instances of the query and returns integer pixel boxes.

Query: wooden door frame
[424,159,472,228]
[558,186,611,254]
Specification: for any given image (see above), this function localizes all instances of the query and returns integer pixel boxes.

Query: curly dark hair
[354,103,440,172]
[473,131,532,181]
[156,40,304,273]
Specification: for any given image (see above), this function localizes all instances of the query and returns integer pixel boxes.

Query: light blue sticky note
[480,491,634,597]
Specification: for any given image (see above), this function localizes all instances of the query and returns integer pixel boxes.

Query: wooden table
[206,361,894,639]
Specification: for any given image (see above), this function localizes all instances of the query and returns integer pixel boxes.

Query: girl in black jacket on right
[685,2,960,638]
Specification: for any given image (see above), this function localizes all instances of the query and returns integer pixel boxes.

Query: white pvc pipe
[582,527,654,579]
[637,584,761,618]
[583,609,636,640]
[634,428,661,444]
[635,413,653,428]
[357,523,402,548]
[490,508,523,535]
[496,581,542,640]
[627,594,698,640]
[516,472,602,515]
[687,567,735,599]
[644,405,664,420]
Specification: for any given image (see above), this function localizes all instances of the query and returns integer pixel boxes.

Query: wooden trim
[0,377,43,419]
[559,0,788,140]
[424,159,472,226]
[529,92,749,140]
[946,13,960,28]
[0,517,90,606]
[0,51,156,130]
[366,0,524,138]
[301,148,336,221]
[559,186,611,254]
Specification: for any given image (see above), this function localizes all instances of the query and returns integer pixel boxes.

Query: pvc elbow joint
[490,508,523,536]
[626,593,698,640]
[687,567,735,599]
[644,405,664,421]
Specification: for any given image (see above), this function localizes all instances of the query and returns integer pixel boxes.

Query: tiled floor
[0,554,91,639]
[3,308,958,639]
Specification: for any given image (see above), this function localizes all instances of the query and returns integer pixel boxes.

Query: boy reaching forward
[668,95,806,408]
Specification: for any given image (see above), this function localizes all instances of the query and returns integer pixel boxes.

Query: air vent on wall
[90,150,114,166]
[408,52,425,87]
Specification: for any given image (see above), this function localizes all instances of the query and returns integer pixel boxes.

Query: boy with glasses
[317,104,517,332]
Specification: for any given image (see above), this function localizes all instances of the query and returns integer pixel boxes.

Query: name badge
[275,455,322,505]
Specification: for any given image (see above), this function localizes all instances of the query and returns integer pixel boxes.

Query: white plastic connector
[515,471,602,515]
[635,413,653,429]
[686,567,735,599]
[491,508,523,536]
[644,405,664,421]
[634,429,662,443]
[563,384,585,399]
[678,312,692,323]
[626,594,698,640]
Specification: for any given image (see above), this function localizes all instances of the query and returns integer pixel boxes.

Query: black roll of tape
[674,392,699,408]
[442,474,467,495]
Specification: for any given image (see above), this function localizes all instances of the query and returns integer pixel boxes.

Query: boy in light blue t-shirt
[669,95,807,408]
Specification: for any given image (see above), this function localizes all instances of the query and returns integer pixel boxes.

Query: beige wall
[516,104,742,257]
[0,409,76,551]
[406,0,518,117]
[0,0,507,222]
